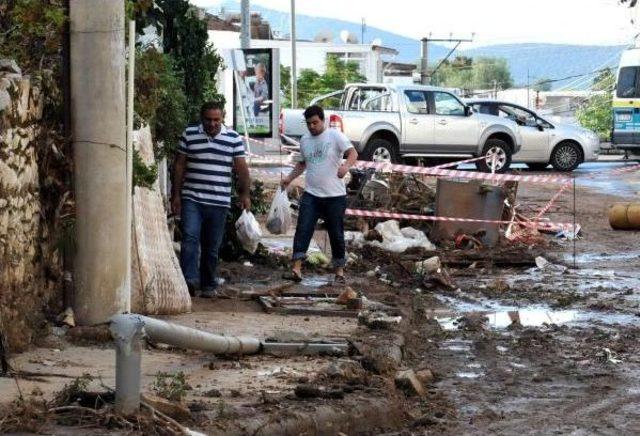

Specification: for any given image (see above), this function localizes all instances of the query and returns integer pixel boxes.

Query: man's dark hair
[200,101,225,117]
[303,104,324,121]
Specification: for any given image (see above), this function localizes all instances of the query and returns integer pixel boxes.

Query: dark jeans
[293,192,347,268]
[180,199,228,291]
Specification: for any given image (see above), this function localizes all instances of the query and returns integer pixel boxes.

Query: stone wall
[0,60,60,351]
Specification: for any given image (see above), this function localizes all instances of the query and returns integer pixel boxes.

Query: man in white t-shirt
[281,105,358,284]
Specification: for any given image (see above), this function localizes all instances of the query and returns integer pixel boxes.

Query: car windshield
[617,67,640,98]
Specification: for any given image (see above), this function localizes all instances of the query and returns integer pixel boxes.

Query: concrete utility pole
[420,38,429,85]
[70,0,128,325]
[527,69,531,109]
[290,0,297,108]
[420,35,473,85]
[240,0,250,49]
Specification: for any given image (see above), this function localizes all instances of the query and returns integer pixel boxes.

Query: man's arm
[281,161,306,189]
[234,156,252,210]
[171,153,187,216]
[337,147,358,178]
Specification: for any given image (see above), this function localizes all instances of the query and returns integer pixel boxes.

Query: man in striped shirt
[171,101,251,298]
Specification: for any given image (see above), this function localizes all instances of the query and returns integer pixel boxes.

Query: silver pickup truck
[280,83,522,172]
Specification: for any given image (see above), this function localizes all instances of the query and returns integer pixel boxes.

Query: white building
[209,30,399,83]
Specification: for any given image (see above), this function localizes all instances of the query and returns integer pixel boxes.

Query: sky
[190,0,639,47]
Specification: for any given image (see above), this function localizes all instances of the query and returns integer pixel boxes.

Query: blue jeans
[293,192,347,268]
[180,199,228,291]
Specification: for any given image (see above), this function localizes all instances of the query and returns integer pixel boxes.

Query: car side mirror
[536,119,545,131]
[464,105,472,117]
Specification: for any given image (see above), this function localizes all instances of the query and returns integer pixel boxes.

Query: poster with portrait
[232,48,273,137]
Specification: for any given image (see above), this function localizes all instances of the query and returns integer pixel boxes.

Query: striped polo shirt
[177,123,246,207]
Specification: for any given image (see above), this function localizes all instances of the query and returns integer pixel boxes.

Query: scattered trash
[395,369,427,397]
[415,368,435,385]
[415,256,441,275]
[601,347,623,364]
[243,261,253,267]
[534,256,568,273]
[336,287,358,304]
[260,296,360,317]
[57,307,76,327]
[358,310,402,329]
[555,226,582,241]
[346,252,359,265]
[454,233,483,250]
[307,251,330,267]
[294,384,344,399]
[236,210,262,254]
[366,220,435,253]
[141,393,192,421]
[324,359,367,382]
[266,188,292,234]
[257,366,303,377]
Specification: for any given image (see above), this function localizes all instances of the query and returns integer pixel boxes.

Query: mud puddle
[437,307,637,331]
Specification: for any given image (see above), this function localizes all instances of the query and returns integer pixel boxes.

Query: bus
[613,47,640,158]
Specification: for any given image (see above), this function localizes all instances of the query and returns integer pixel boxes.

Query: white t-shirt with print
[299,128,354,198]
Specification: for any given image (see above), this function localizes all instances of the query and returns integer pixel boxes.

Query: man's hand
[337,164,350,179]
[238,194,251,210]
[171,195,181,217]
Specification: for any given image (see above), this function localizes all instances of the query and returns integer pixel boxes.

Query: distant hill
[460,44,626,88]
[207,1,629,89]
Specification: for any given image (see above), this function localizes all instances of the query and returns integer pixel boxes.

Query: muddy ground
[2,166,640,435]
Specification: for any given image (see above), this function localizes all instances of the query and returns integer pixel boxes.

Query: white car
[466,100,600,171]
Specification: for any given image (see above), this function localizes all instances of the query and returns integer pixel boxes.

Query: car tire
[361,138,399,164]
[475,139,512,173]
[550,141,582,172]
[526,163,549,171]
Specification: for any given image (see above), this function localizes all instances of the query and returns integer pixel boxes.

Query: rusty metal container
[430,179,507,247]
[609,203,640,230]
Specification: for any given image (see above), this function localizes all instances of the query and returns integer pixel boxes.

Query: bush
[134,48,187,159]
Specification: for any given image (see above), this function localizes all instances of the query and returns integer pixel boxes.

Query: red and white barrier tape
[345,208,577,232]
[532,180,573,221]
[432,153,495,169]
[528,162,640,222]
[352,160,573,184]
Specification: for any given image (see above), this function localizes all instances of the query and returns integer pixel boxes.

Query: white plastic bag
[266,188,292,235]
[235,210,262,254]
[367,220,435,253]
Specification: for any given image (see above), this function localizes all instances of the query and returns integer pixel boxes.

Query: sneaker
[200,289,218,299]
[186,281,201,297]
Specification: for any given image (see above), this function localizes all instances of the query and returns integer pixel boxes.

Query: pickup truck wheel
[475,139,512,173]
[550,141,582,172]
[362,138,399,163]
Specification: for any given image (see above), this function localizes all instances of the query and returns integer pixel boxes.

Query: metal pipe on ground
[110,314,262,413]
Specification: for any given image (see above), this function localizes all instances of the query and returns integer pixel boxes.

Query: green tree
[431,56,513,91]
[134,48,187,159]
[129,0,224,123]
[0,0,66,72]
[576,69,615,140]
[290,55,366,107]
[280,64,291,107]
[592,68,615,91]
[155,0,224,122]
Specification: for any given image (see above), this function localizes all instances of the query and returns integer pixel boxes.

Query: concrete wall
[0,60,60,351]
